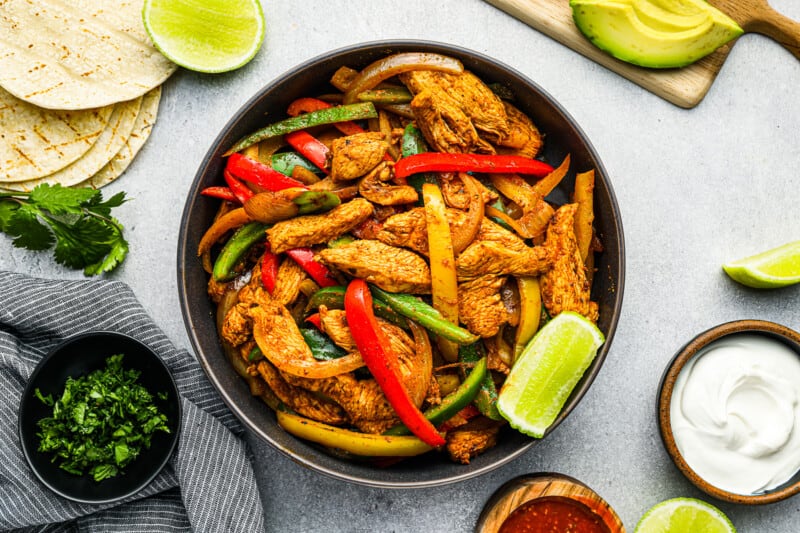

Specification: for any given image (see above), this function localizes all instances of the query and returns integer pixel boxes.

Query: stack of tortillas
[0,0,177,192]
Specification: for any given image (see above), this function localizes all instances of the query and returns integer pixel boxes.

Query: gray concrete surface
[2,1,799,530]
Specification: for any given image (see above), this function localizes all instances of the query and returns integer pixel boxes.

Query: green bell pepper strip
[383,356,488,435]
[400,124,437,205]
[459,342,502,420]
[370,286,479,345]
[299,326,348,361]
[224,102,378,156]
[306,286,407,328]
[247,345,264,362]
[357,87,413,105]
[212,222,269,282]
[270,152,321,177]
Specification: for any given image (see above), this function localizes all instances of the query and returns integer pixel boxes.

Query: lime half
[143,0,265,73]
[634,497,736,533]
[496,311,604,438]
[722,240,800,289]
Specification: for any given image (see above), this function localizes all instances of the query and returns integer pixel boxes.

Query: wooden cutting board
[484,0,800,108]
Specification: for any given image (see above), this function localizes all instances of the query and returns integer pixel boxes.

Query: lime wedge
[722,240,800,288]
[496,311,604,438]
[634,497,736,533]
[142,0,265,74]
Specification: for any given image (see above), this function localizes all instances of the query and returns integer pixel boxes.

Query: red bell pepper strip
[261,245,280,294]
[394,153,555,179]
[201,186,239,203]
[285,247,338,288]
[223,170,254,203]
[304,313,322,329]
[285,131,330,174]
[287,98,367,137]
[226,153,307,191]
[344,279,446,447]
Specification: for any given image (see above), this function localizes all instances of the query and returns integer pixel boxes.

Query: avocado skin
[570,0,744,69]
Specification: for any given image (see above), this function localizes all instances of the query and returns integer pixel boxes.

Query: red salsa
[498,496,611,533]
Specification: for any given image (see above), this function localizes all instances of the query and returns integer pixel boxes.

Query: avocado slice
[632,0,709,32]
[570,0,743,68]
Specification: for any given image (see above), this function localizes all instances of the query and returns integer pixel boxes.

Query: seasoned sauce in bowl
[498,496,611,533]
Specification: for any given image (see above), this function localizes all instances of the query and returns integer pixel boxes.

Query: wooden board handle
[712,0,800,60]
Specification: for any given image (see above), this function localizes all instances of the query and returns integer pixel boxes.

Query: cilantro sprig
[35,354,171,482]
[0,184,129,275]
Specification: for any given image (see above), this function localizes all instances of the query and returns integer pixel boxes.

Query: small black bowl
[18,331,182,504]
[177,40,625,487]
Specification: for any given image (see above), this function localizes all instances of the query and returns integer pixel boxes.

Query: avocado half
[570,0,744,68]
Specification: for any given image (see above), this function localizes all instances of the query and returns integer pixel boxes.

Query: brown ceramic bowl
[658,319,800,504]
[177,40,625,488]
[475,473,625,532]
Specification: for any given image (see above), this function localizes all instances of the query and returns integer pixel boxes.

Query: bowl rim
[177,39,626,488]
[17,330,182,504]
[657,319,800,505]
[474,472,625,532]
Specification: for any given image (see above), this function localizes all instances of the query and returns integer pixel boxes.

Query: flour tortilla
[0,0,177,110]
[0,88,114,182]
[0,96,143,192]
[79,86,161,188]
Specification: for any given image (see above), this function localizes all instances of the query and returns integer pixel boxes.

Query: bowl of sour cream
[658,319,800,504]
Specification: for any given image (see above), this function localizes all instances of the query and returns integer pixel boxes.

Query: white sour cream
[670,333,800,495]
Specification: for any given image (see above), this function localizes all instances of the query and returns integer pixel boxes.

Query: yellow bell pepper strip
[197,207,252,257]
[224,102,378,156]
[276,410,433,457]
[394,153,554,180]
[305,286,408,328]
[344,279,446,447]
[384,356,488,435]
[343,52,464,104]
[227,153,308,191]
[285,248,338,288]
[370,286,479,345]
[458,343,503,421]
[513,276,542,361]
[285,131,330,174]
[422,182,460,362]
[212,221,269,282]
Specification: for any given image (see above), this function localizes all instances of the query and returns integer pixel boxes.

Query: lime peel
[722,240,800,289]
[634,497,736,533]
[496,311,604,438]
[142,0,265,74]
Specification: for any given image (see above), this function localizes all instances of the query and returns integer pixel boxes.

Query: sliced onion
[252,306,365,379]
[343,52,463,104]
[450,174,484,254]
[197,207,252,256]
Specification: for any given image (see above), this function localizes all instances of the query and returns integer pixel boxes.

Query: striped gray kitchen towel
[0,271,265,532]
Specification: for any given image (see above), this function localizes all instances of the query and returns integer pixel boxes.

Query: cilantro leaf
[34,353,171,482]
[0,200,19,232]
[29,183,99,215]
[6,204,54,251]
[0,184,129,275]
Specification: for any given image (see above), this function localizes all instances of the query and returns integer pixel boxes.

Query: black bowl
[177,40,625,488]
[18,332,182,504]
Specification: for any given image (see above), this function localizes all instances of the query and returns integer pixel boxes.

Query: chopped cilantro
[35,354,170,482]
[0,184,129,275]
